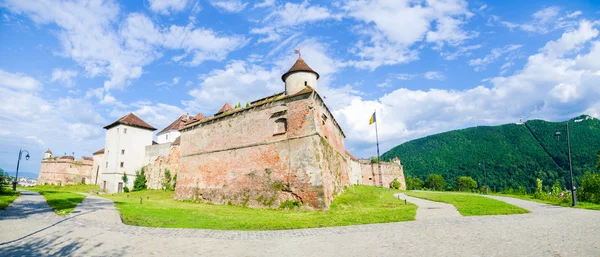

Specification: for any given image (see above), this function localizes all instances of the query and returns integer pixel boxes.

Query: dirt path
[394,193,461,220]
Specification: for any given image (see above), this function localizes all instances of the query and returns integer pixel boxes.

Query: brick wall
[37,158,94,185]
[143,144,180,190]
[359,160,406,190]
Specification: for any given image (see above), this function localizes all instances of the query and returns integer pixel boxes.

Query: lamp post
[555,122,577,207]
[479,162,488,195]
[12,149,30,191]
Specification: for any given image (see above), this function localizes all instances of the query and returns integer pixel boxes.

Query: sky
[1,0,600,175]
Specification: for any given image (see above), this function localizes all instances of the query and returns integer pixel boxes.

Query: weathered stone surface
[143,144,180,190]
[359,160,406,190]
[37,157,94,185]
[176,91,352,209]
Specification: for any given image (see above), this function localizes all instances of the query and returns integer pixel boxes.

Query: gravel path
[394,193,461,220]
[1,190,599,256]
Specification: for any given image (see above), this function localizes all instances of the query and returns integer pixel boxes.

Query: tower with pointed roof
[99,113,156,193]
[44,149,52,159]
[282,57,320,95]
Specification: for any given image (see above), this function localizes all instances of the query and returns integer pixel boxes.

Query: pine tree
[133,167,148,191]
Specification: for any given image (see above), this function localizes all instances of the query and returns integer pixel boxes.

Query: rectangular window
[322,114,328,125]
[166,134,169,140]
[121,149,125,155]
[124,128,127,134]
[105,162,108,168]
[120,162,124,168]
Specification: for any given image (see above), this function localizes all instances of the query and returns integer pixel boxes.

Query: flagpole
[374,109,382,187]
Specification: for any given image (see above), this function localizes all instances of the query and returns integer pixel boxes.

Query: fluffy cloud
[51,68,78,87]
[0,68,41,91]
[343,0,475,70]
[424,71,446,81]
[333,21,600,157]
[148,0,189,15]
[3,0,245,92]
[469,44,522,71]
[210,0,248,13]
[497,6,581,34]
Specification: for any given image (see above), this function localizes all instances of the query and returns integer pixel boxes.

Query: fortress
[38,57,405,209]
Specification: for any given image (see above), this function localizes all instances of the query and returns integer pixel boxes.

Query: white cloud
[332,21,600,158]
[469,44,522,71]
[210,0,248,13]
[148,0,188,15]
[51,68,78,87]
[3,1,245,92]
[566,11,582,19]
[253,0,274,9]
[343,0,475,70]
[156,77,181,88]
[424,71,446,81]
[498,6,581,34]
[441,44,481,60]
[0,68,41,91]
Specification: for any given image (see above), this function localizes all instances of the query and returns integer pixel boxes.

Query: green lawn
[405,191,530,216]
[497,194,600,210]
[102,185,417,230]
[0,190,20,210]
[23,184,99,215]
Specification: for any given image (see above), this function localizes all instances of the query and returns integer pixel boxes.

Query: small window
[124,128,127,134]
[121,149,125,155]
[304,81,307,86]
[120,162,124,168]
[274,118,287,135]
[322,114,328,125]
[166,134,169,140]
[105,162,108,168]
[369,178,372,180]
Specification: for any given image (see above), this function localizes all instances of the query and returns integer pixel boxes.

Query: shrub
[424,174,446,191]
[133,167,148,191]
[173,174,177,190]
[370,156,379,164]
[533,178,545,199]
[162,169,173,191]
[391,178,401,189]
[406,176,423,190]
[456,176,478,192]
[123,186,130,193]
[280,200,302,209]
[579,172,600,204]
[516,186,527,195]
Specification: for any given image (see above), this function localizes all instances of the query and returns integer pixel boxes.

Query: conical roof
[158,114,188,134]
[45,149,52,154]
[281,57,320,82]
[216,103,233,114]
[103,113,157,131]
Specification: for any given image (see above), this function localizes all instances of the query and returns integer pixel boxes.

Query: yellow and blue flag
[369,112,376,125]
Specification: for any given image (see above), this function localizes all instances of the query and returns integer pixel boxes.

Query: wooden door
[103,181,107,192]
[118,182,123,193]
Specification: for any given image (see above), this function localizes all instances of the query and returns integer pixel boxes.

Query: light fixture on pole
[12,149,30,191]
[555,122,577,207]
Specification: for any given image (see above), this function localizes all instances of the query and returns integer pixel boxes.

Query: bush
[391,178,401,189]
[123,186,130,193]
[405,176,423,190]
[133,167,148,191]
[370,156,379,164]
[424,174,446,191]
[533,178,545,199]
[280,200,302,209]
[456,176,478,192]
[579,172,600,204]
[162,169,173,191]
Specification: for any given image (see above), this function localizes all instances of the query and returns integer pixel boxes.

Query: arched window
[274,118,287,135]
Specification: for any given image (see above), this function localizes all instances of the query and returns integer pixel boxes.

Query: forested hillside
[381,115,600,192]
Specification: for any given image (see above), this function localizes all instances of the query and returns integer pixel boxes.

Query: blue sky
[1,0,600,175]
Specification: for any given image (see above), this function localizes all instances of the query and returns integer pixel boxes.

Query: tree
[162,169,173,191]
[122,173,129,193]
[424,174,446,191]
[133,167,148,191]
[596,149,600,173]
[406,176,423,190]
[370,156,379,164]
[456,176,477,191]
[579,172,600,204]
[245,103,250,108]
[0,168,10,192]
[391,178,401,189]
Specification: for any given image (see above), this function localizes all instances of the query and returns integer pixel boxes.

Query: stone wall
[37,157,94,185]
[176,91,352,209]
[143,143,180,189]
[359,160,406,190]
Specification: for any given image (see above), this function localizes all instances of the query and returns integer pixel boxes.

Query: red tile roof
[93,148,105,155]
[104,113,157,131]
[59,156,75,160]
[281,57,320,82]
[45,149,52,154]
[195,112,205,120]
[158,114,188,134]
[82,156,93,161]
[216,103,233,115]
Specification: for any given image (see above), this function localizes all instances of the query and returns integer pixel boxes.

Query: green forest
[381,115,600,192]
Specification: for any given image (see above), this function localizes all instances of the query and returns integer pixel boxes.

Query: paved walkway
[1,190,599,256]
[394,193,461,220]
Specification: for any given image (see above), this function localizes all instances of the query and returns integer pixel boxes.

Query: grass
[22,184,100,215]
[496,193,600,211]
[0,190,20,210]
[404,191,530,216]
[102,185,417,230]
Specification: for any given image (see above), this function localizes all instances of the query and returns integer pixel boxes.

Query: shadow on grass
[0,228,129,256]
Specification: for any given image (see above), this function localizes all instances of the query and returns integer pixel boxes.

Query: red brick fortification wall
[144,145,180,189]
[360,161,406,190]
[176,92,351,209]
[37,159,94,185]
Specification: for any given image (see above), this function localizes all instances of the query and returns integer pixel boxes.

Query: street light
[12,149,30,191]
[555,122,577,207]
[478,162,488,195]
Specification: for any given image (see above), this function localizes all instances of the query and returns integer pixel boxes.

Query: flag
[369,112,376,125]
[294,49,300,56]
